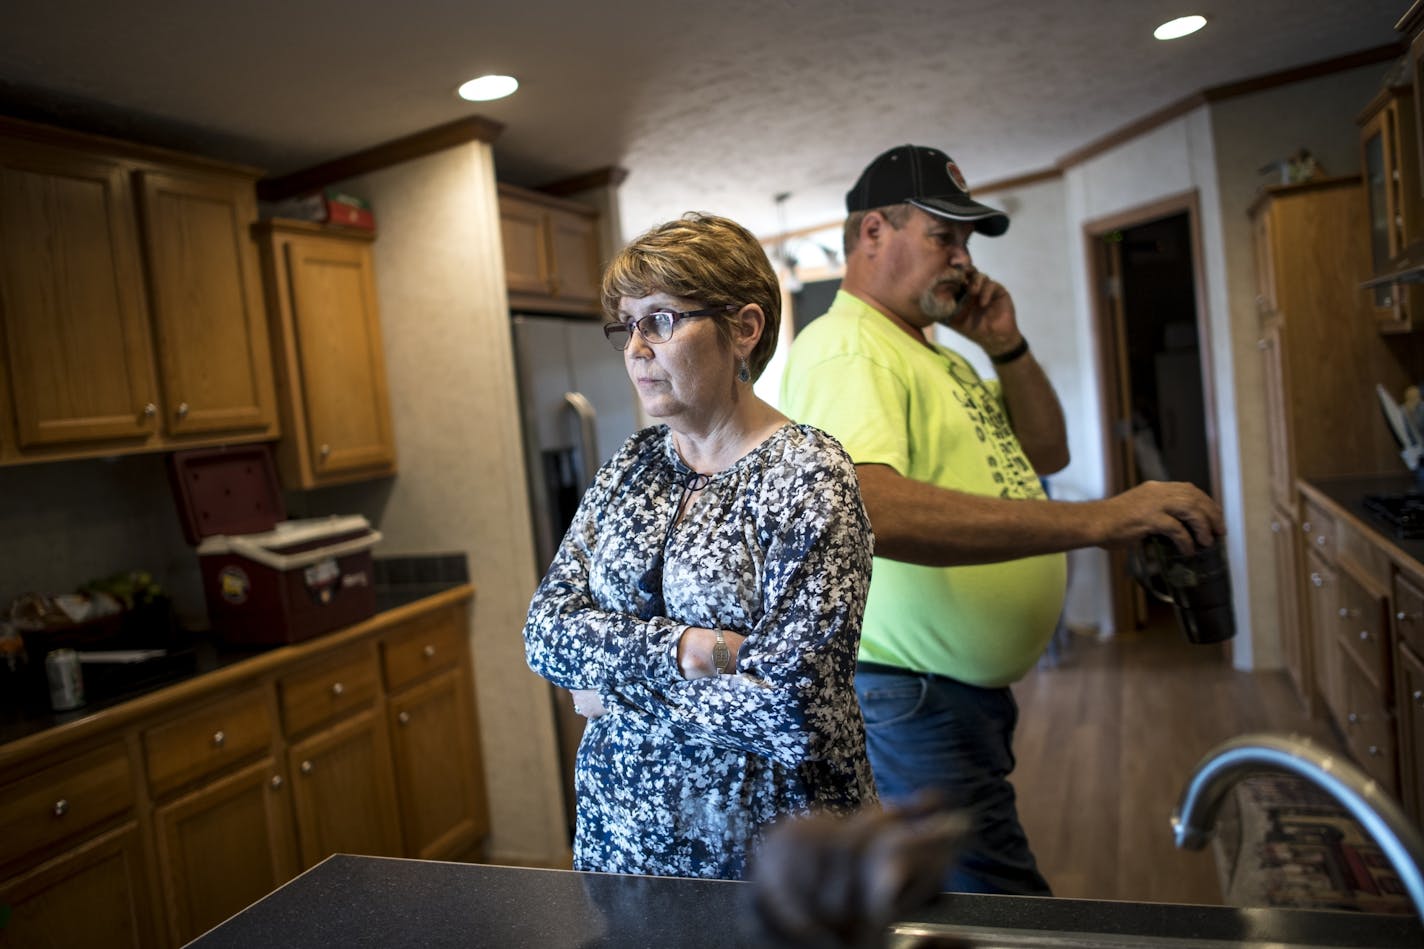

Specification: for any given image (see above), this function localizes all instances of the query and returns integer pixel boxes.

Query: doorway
[1086,192,1220,635]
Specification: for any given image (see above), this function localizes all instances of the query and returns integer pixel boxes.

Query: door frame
[1083,189,1222,634]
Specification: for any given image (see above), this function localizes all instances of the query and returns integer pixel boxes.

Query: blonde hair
[602,212,781,380]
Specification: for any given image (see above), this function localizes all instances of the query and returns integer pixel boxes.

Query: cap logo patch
[946,161,969,194]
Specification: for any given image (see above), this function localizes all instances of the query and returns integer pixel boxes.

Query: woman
[523,212,875,880]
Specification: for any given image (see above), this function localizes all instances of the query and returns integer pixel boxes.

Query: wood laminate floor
[1010,606,1340,906]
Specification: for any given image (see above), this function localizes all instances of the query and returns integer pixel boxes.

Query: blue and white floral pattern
[524,423,876,880]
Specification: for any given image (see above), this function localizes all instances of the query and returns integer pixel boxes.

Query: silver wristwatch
[712,629,731,674]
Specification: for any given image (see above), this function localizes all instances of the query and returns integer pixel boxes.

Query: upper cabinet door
[280,231,396,484]
[498,195,551,296]
[136,169,278,439]
[0,141,159,449]
[546,209,601,308]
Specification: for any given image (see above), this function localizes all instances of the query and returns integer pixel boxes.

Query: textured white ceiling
[0,0,1406,238]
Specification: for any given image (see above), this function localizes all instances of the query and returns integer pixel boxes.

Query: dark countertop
[1299,473,1424,568]
[0,582,462,748]
[183,854,1421,948]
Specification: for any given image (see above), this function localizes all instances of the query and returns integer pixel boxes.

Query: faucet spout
[1171,732,1424,920]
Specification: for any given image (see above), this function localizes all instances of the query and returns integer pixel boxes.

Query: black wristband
[990,338,1030,365]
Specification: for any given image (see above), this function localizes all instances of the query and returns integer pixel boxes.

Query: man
[779,144,1224,895]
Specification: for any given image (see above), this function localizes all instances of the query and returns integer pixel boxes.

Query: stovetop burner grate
[1362,492,1424,540]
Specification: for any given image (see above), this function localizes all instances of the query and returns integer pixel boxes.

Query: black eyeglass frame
[602,305,738,350]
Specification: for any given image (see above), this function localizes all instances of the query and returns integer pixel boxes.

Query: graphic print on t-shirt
[945,358,1038,499]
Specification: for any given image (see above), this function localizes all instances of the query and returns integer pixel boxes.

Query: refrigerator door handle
[564,391,599,488]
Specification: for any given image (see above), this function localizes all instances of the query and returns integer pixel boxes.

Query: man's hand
[677,627,747,679]
[943,269,1022,358]
[570,689,605,719]
[1098,480,1225,554]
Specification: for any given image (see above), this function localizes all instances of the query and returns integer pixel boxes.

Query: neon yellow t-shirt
[780,290,1066,687]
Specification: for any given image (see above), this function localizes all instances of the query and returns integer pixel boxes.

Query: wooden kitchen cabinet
[498,183,602,316]
[254,220,397,489]
[0,118,279,464]
[151,756,297,945]
[0,587,483,949]
[0,821,157,949]
[135,168,278,439]
[1359,85,1424,332]
[380,600,488,860]
[0,741,158,948]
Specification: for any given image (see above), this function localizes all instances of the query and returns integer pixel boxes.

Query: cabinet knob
[1311,573,1323,588]
[331,681,345,697]
[1256,338,1267,350]
[176,401,190,419]
[1315,535,1327,547]
[1347,712,1360,724]
[423,644,436,659]
[143,403,157,418]
[398,711,411,726]
[1270,520,1281,533]
[1413,690,1423,707]
[270,774,283,790]
[1384,294,1394,306]
[320,444,331,459]
[1302,522,1313,535]
[1359,630,1371,641]
[300,760,313,775]
[53,798,68,818]
[1369,745,1381,757]
[212,730,226,748]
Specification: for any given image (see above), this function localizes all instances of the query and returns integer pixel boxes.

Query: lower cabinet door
[388,667,489,859]
[152,756,297,946]
[287,707,401,868]
[0,821,156,949]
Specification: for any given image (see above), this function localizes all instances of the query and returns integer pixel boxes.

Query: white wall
[299,142,568,866]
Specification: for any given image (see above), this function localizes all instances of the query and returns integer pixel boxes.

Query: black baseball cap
[846,144,1009,237]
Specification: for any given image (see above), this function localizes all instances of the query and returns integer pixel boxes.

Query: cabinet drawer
[1395,571,1424,657]
[1300,500,1336,562]
[382,611,462,692]
[279,643,380,737]
[1336,566,1391,697]
[0,744,133,864]
[144,686,274,798]
[1341,650,1397,792]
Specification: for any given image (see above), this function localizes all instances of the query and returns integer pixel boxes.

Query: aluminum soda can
[45,648,85,711]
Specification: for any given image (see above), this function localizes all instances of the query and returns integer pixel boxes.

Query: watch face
[713,638,731,673]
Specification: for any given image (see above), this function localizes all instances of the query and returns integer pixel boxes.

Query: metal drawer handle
[176,401,189,419]
[212,730,226,748]
[398,711,411,726]
[331,681,345,697]
[53,798,68,818]
[271,775,283,790]
[143,403,157,418]
[423,645,436,659]
[300,760,313,775]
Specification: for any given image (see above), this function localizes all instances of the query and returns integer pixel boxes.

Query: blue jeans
[855,663,1051,896]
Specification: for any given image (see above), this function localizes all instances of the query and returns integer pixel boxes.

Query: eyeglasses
[603,305,736,350]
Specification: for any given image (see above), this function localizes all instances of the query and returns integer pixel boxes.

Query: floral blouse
[524,423,876,880]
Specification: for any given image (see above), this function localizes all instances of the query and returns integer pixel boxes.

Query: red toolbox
[169,445,382,645]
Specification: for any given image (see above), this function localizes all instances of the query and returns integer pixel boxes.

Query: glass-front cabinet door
[1358,85,1423,331]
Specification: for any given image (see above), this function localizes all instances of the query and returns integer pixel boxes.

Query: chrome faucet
[1171,732,1424,920]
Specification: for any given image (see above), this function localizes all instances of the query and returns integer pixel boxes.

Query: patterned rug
[1212,774,1413,915]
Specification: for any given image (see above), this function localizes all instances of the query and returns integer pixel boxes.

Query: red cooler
[169,446,382,645]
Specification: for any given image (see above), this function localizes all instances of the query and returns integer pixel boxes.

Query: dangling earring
[737,358,751,383]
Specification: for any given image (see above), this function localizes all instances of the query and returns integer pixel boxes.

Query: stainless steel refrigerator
[511,314,640,574]
[511,313,639,833]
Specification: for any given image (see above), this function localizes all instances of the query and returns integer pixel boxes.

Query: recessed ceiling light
[457,74,519,102]
[1154,15,1207,40]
